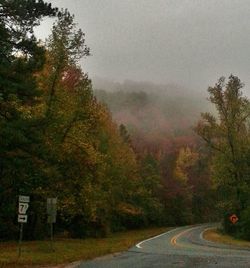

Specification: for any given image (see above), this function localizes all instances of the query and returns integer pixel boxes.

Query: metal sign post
[18,195,30,257]
[18,223,24,258]
[47,198,57,252]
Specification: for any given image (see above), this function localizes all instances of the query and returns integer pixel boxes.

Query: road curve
[78,223,250,268]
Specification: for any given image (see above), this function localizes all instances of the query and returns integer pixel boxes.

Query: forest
[0,0,249,241]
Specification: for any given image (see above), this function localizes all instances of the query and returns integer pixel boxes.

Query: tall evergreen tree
[0,0,57,239]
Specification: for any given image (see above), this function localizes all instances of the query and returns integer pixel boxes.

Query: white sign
[19,195,30,203]
[18,215,28,223]
[18,195,30,224]
[19,203,29,214]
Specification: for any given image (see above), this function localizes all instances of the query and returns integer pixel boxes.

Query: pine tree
[0,0,58,239]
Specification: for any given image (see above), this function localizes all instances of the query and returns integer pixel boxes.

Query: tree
[37,11,156,237]
[0,0,57,115]
[119,124,131,144]
[138,154,164,225]
[195,75,250,232]
[44,10,90,117]
[0,0,58,240]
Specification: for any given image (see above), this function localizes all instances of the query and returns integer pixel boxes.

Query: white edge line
[136,227,180,249]
[199,227,216,242]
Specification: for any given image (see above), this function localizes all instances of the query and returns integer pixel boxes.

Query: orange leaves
[117,203,143,216]
[61,66,82,91]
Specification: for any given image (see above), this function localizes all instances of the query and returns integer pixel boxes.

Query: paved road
[77,224,250,268]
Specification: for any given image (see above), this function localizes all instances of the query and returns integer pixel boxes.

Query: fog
[37,0,250,95]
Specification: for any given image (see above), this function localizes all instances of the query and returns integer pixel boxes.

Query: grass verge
[203,228,250,248]
[0,227,171,267]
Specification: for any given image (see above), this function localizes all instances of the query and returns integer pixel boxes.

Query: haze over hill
[94,78,212,153]
[93,77,208,96]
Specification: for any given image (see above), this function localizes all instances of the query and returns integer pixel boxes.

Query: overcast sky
[37,0,250,94]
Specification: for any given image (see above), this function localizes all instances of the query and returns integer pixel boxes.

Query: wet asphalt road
[77,224,250,268]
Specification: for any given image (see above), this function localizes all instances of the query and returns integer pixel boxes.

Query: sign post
[47,198,57,252]
[18,195,30,257]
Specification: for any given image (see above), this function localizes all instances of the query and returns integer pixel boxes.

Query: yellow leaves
[174,147,198,183]
[117,203,143,216]
[16,105,33,119]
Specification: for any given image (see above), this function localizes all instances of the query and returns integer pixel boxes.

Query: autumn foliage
[2,0,248,242]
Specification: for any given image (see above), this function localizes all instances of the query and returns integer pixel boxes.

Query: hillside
[94,79,212,153]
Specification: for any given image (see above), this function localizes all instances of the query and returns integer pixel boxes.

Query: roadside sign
[18,215,28,223]
[47,215,56,224]
[19,195,30,203]
[17,195,30,257]
[47,198,57,252]
[18,195,30,224]
[18,202,29,214]
[229,214,238,224]
[47,198,57,223]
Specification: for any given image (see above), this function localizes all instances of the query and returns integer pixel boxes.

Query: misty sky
[37,0,250,94]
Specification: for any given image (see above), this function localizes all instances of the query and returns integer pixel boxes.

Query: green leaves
[0,0,58,240]
[195,75,250,235]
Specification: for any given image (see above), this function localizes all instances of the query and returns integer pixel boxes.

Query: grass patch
[203,228,250,248]
[0,227,171,267]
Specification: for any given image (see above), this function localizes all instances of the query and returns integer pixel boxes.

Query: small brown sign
[229,214,238,224]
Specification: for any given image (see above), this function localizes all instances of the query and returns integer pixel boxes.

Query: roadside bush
[238,207,250,240]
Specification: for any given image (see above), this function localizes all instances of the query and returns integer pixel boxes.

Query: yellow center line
[170,226,201,247]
